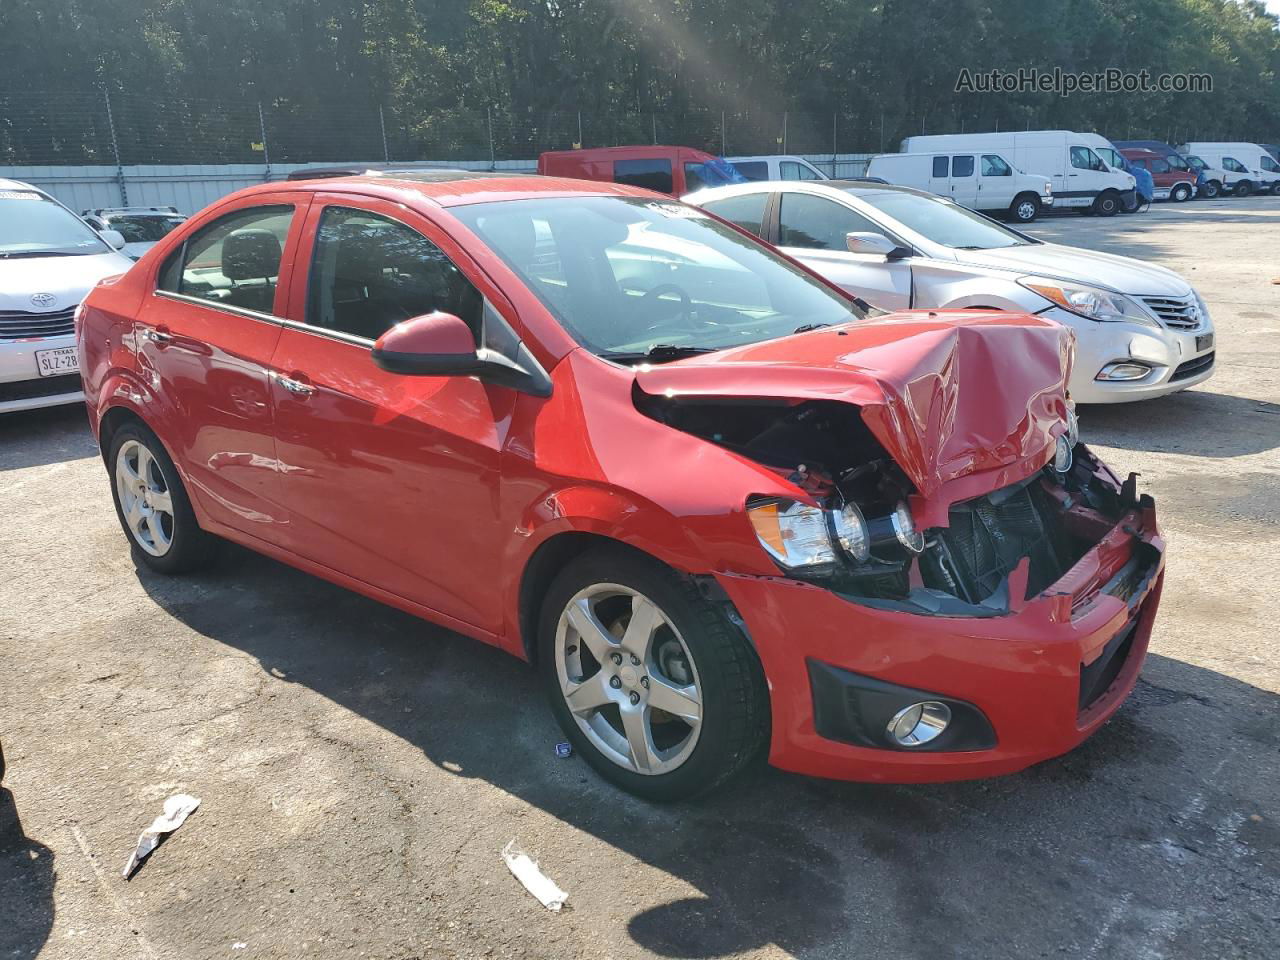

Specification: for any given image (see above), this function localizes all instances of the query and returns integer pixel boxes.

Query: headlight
[1053,435,1073,473]
[1044,181,1053,195]
[1018,277,1158,327]
[831,500,870,563]
[891,501,925,554]
[747,500,837,569]
[1193,288,1210,326]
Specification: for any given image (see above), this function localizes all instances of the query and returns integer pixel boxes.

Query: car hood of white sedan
[952,242,1194,298]
[0,251,133,313]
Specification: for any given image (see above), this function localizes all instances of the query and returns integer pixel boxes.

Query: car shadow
[0,404,97,472]
[1080,390,1280,458]
[0,784,56,959]
[133,545,1280,959]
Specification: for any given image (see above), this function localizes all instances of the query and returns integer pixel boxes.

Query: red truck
[537,145,744,196]
[1119,148,1198,202]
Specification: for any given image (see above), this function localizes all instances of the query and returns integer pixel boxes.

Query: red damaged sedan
[78,173,1164,800]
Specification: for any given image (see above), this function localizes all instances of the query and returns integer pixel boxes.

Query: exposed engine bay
[637,392,1142,617]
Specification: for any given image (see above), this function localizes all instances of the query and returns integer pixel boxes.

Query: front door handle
[143,327,172,345]
[273,372,315,397]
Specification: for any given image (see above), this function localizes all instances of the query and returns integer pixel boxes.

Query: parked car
[1179,142,1280,196]
[1111,140,1216,196]
[1179,153,1244,199]
[902,131,1137,216]
[1119,149,1198,202]
[866,150,1053,222]
[537,145,745,196]
[82,206,188,260]
[725,155,828,181]
[686,180,1215,403]
[79,172,1164,799]
[1,179,133,413]
[285,163,510,181]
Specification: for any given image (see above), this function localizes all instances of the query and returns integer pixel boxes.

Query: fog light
[1096,361,1152,381]
[1054,435,1073,473]
[887,701,951,747]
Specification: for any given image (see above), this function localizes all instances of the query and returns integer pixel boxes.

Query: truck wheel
[1201,180,1220,199]
[1093,191,1120,217]
[1008,194,1040,223]
[1271,183,1280,196]
[1235,180,1252,197]
[1171,183,1192,202]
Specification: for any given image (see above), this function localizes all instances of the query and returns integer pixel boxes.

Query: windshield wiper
[792,322,832,334]
[602,344,719,365]
[0,250,83,259]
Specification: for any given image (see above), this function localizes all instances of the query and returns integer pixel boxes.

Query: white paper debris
[121,794,201,879]
[501,839,568,911]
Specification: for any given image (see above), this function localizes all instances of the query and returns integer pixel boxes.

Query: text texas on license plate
[1195,332,1214,352]
[35,346,79,377]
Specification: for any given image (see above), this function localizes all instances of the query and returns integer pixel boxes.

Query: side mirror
[845,232,911,260]
[101,229,126,251]
[371,311,551,396]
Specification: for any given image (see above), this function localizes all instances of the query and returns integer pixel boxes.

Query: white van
[865,151,1053,222]
[1178,143,1280,196]
[725,155,828,181]
[901,130,1137,216]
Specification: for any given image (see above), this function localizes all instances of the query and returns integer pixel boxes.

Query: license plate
[1195,333,1214,352]
[35,346,79,377]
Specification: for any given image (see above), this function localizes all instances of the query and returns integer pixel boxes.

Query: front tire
[1008,193,1040,223]
[1093,190,1120,217]
[1171,183,1192,202]
[1201,180,1220,199]
[108,422,216,574]
[537,548,768,801]
[1235,180,1252,197]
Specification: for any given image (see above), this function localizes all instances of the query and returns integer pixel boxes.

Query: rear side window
[980,155,1011,176]
[306,207,482,342]
[732,161,768,181]
[700,193,769,237]
[159,205,293,315]
[952,156,975,177]
[778,193,886,251]
[614,158,673,193]
[932,156,949,178]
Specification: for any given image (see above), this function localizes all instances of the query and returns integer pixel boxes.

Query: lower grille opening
[0,374,83,403]
[1171,351,1214,382]
[1079,618,1139,713]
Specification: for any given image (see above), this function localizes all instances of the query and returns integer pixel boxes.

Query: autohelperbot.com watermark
[955,67,1213,97]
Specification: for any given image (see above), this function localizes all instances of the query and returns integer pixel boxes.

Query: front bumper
[1042,307,1216,403]
[0,334,85,413]
[716,471,1165,783]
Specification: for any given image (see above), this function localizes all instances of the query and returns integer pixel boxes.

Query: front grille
[0,373,82,403]
[1170,351,1215,382]
[1139,295,1203,330]
[1079,617,1138,712]
[935,478,1073,603]
[0,307,76,340]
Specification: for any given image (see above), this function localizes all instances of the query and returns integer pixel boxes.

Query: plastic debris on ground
[121,794,201,879]
[554,741,573,758]
[501,839,568,911]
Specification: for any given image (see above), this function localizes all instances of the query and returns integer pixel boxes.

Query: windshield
[105,214,186,243]
[855,191,1032,250]
[0,191,110,258]
[453,196,865,361]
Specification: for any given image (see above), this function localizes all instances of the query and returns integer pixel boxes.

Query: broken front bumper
[714,492,1164,783]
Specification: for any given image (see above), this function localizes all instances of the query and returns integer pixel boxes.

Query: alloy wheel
[115,439,175,557]
[554,584,703,775]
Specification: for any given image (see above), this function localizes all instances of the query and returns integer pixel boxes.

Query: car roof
[244,172,661,207]
[687,178,942,203]
[0,178,44,193]
[286,164,514,181]
[540,145,711,159]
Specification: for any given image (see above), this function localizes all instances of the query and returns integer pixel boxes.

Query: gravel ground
[1,196,1278,960]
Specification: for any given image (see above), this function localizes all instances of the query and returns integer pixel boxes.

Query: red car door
[267,194,517,633]
[139,195,309,537]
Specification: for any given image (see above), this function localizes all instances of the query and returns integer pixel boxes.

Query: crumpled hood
[0,251,133,313]
[956,242,1193,298]
[633,310,1073,498]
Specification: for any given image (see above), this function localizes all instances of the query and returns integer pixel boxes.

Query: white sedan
[686,180,1215,403]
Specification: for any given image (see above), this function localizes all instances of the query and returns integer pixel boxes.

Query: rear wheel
[108,422,216,574]
[1171,183,1193,202]
[1093,190,1120,217]
[1008,193,1040,223]
[537,548,768,801]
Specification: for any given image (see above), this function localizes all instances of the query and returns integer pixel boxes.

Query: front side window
[952,156,975,177]
[980,155,1012,177]
[307,207,482,342]
[1150,158,1171,174]
[778,193,887,251]
[160,205,293,314]
[857,190,1031,250]
[106,215,186,244]
[780,161,822,181]
[700,192,769,237]
[732,161,768,181]
[1184,155,1206,170]
[1166,154,1192,171]
[0,191,111,258]
[454,196,865,360]
[1260,155,1279,173]
[1222,157,1247,173]
[1070,146,1106,171]
[614,158,674,194]
[932,156,949,178]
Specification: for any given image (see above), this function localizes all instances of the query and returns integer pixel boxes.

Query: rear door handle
[273,372,315,397]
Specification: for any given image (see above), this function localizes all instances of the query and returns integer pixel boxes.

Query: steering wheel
[641,283,695,333]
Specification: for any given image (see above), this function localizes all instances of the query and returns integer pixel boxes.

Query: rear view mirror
[846,232,911,260]
[101,229,126,251]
